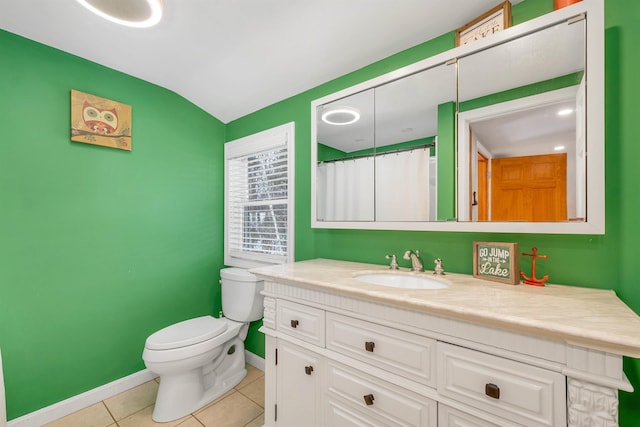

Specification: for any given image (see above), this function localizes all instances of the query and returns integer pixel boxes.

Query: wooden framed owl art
[71,90,132,151]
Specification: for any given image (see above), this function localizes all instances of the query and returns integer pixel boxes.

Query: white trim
[7,370,157,427]
[224,122,295,268]
[457,86,580,221]
[1,349,6,427]
[7,351,266,426]
[245,350,265,372]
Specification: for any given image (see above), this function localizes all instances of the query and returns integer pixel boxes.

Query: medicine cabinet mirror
[311,0,603,234]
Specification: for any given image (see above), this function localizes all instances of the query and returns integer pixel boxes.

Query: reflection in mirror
[315,63,457,223]
[316,89,375,221]
[457,18,585,222]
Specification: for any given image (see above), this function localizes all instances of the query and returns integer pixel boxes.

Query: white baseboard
[7,351,264,427]
[8,369,158,427]
[245,350,265,372]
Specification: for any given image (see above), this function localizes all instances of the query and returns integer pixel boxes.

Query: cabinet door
[276,340,322,426]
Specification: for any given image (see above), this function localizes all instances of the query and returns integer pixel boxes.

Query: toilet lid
[145,316,228,350]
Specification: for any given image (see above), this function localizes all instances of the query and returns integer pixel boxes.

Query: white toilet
[142,268,264,422]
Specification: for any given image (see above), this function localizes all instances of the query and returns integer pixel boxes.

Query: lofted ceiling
[0,0,521,123]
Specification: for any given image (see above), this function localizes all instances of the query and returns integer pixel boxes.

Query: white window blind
[224,123,294,268]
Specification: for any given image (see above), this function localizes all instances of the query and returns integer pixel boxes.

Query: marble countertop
[251,258,640,358]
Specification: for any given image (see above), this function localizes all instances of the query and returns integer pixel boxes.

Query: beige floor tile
[117,405,191,427]
[236,365,264,390]
[176,416,205,426]
[103,380,159,421]
[237,377,264,408]
[43,402,114,427]
[194,391,263,427]
[244,412,265,427]
[192,388,236,415]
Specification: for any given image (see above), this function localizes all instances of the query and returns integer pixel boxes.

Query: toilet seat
[146,316,228,351]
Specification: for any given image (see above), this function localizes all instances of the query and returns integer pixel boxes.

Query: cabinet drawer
[437,342,565,427]
[326,312,436,386]
[326,360,437,426]
[326,397,391,427]
[276,300,325,347]
[438,404,520,427]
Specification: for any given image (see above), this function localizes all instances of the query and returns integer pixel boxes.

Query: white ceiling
[0,0,521,123]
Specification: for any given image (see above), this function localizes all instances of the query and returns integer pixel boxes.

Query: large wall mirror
[311,0,603,234]
[315,64,456,222]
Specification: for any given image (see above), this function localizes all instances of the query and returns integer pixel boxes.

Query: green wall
[0,30,226,419]
[227,0,640,425]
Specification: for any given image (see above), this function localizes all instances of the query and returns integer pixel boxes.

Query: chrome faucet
[385,254,399,270]
[403,250,423,272]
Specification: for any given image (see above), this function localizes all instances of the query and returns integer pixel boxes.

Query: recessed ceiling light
[554,145,566,151]
[76,0,164,28]
[321,107,361,126]
[557,108,574,116]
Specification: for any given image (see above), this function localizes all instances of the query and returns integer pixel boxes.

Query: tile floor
[43,365,265,427]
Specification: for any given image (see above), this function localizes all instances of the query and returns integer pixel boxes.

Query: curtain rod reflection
[317,142,435,164]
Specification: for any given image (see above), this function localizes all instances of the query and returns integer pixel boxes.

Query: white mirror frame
[311,0,603,234]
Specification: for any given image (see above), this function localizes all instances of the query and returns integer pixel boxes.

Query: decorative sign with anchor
[520,247,549,286]
[473,241,520,285]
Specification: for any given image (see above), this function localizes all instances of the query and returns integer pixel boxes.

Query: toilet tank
[220,268,265,322]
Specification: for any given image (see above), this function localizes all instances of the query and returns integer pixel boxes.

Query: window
[224,122,294,268]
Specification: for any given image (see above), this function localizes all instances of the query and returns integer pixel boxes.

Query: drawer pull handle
[365,341,375,352]
[305,365,314,375]
[363,393,375,406]
[485,383,500,399]
[290,319,299,328]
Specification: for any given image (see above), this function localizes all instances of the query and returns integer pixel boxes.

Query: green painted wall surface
[459,72,584,112]
[227,1,640,424]
[0,30,226,419]
[437,102,456,221]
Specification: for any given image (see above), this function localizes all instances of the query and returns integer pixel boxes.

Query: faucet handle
[385,254,399,270]
[434,258,445,275]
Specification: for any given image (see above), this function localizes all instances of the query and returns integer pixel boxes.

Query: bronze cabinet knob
[485,383,500,399]
[363,394,375,406]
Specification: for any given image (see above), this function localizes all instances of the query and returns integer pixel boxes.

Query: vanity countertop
[251,258,640,358]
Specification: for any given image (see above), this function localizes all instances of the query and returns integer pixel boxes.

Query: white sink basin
[354,272,449,289]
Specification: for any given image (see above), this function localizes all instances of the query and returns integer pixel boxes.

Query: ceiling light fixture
[557,108,574,116]
[321,107,361,126]
[76,0,164,28]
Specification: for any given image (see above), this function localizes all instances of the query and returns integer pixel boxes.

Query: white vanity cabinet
[265,298,438,426]
[262,292,565,426]
[255,259,640,427]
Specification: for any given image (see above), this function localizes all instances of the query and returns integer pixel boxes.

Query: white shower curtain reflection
[317,157,374,221]
[376,149,430,221]
[317,147,431,222]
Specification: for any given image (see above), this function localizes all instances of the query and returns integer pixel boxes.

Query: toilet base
[151,336,248,422]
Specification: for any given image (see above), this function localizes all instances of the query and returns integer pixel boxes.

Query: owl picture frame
[71,89,132,151]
